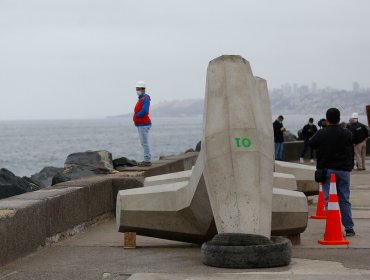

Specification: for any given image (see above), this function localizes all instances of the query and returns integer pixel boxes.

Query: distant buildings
[269,82,369,115]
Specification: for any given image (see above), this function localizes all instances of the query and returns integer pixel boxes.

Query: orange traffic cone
[311,183,327,219]
[318,173,349,245]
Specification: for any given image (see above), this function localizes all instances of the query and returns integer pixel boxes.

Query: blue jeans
[275,142,283,160]
[322,169,354,231]
[137,125,151,162]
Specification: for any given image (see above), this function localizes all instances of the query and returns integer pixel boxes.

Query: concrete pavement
[0,159,369,280]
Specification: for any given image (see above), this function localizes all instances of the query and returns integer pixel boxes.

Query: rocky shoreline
[0,142,203,200]
[0,131,303,200]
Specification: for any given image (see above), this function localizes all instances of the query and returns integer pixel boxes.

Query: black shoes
[137,161,152,167]
[345,229,356,237]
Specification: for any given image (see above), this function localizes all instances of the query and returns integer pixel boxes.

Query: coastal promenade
[0,158,369,280]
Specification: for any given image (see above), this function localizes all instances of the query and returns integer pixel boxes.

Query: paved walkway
[1,159,369,280]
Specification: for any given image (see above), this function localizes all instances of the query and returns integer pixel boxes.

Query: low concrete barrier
[0,152,197,265]
[283,138,370,161]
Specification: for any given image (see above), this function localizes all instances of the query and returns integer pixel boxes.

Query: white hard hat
[351,112,359,119]
[136,81,146,88]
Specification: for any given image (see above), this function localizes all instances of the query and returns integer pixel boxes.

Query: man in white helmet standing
[348,112,369,170]
[133,81,152,166]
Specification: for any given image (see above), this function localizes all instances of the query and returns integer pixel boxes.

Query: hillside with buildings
[269,83,369,115]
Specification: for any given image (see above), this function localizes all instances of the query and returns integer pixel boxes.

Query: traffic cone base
[318,239,349,245]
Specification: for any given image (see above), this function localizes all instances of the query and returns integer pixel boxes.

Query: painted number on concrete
[234,138,252,148]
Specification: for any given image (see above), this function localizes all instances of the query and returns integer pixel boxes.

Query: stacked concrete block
[202,55,274,237]
[117,159,308,243]
[274,161,319,195]
[116,154,216,244]
[273,172,298,191]
[272,188,308,235]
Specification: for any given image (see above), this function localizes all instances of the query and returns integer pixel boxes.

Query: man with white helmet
[348,112,369,170]
[133,81,152,166]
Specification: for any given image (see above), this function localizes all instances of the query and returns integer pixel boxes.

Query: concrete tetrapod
[116,153,308,244]
[201,55,290,268]
[116,153,216,244]
[145,168,298,191]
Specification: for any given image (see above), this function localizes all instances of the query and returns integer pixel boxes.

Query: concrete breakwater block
[117,170,307,243]
[202,55,274,237]
[274,160,319,195]
[145,168,298,192]
[271,188,308,235]
[117,154,216,244]
[201,55,293,268]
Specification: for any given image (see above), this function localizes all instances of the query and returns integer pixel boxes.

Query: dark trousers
[301,138,314,159]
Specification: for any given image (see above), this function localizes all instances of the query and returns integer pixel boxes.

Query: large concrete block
[274,160,319,195]
[202,55,274,237]
[117,156,308,243]
[117,154,215,244]
[271,188,308,235]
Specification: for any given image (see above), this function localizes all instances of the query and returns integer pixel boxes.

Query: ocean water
[0,114,367,177]
[0,117,203,177]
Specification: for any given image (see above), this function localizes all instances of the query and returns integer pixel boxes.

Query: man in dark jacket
[300,118,318,163]
[348,112,369,170]
[273,115,286,160]
[309,108,355,236]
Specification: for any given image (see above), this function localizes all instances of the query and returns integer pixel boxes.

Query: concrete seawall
[282,138,370,161]
[0,152,198,265]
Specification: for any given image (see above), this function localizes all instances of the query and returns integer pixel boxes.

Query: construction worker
[133,81,152,166]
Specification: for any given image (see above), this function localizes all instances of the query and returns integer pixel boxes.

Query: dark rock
[22,176,42,191]
[113,157,137,168]
[195,141,201,152]
[0,168,36,199]
[52,150,114,185]
[185,148,195,153]
[29,166,64,188]
[284,131,298,142]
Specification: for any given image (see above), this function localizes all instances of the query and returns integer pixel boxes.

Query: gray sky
[1,0,369,120]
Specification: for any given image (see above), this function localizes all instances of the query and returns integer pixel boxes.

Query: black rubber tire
[209,233,273,246]
[201,234,292,268]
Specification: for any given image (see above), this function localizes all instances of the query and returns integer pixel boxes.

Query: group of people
[274,109,369,237]
[273,113,369,171]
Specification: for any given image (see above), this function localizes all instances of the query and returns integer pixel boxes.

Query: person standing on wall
[133,81,152,167]
[309,108,355,236]
[300,117,318,163]
[273,115,286,161]
[348,112,369,171]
